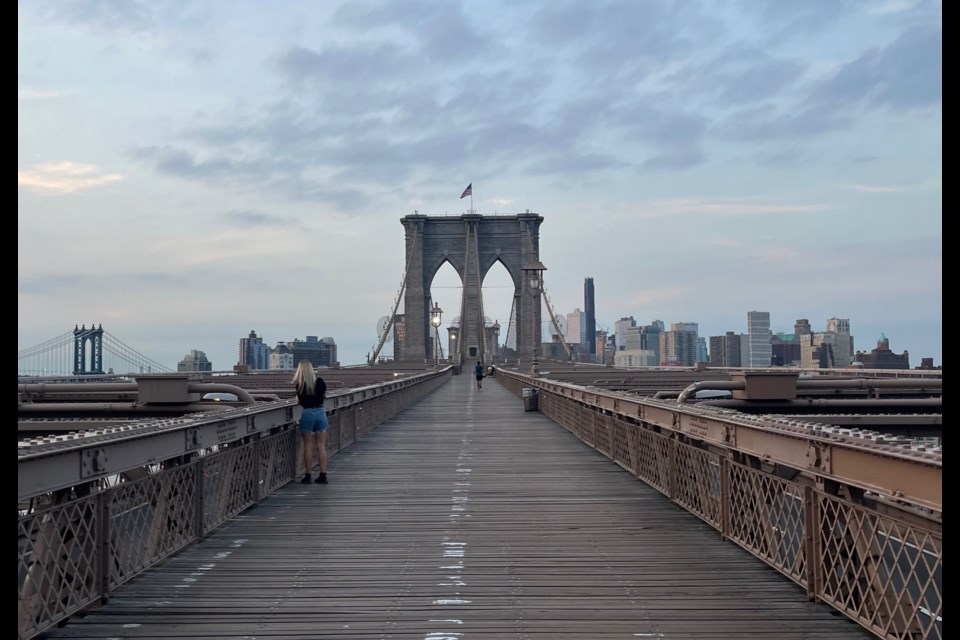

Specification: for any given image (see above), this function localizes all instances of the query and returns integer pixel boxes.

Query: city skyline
[18,2,941,369]
[18,304,924,374]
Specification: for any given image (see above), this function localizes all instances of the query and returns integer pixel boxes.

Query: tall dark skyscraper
[584,277,596,355]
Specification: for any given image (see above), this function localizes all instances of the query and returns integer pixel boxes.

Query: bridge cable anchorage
[370,226,418,364]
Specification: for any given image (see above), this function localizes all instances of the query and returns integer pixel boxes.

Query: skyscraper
[584,277,596,355]
[826,317,854,367]
[661,322,699,366]
[566,308,586,345]
[614,317,636,351]
[709,332,743,367]
[238,330,271,370]
[747,311,772,368]
[800,318,855,368]
[178,349,212,372]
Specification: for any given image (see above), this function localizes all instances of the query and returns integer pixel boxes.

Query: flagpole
[470,188,474,214]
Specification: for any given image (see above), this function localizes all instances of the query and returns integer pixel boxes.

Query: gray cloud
[19,274,88,295]
[130,145,275,182]
[682,46,806,106]
[809,25,941,110]
[332,1,489,62]
[270,177,373,210]
[754,0,859,41]
[274,43,422,87]
[642,148,705,171]
[19,270,188,296]
[188,47,216,65]
[716,24,940,142]
[615,105,708,170]
[28,0,208,36]
[717,104,854,142]
[223,210,293,228]
[133,272,190,285]
[527,0,709,64]
[756,147,809,167]
[120,2,935,201]
[33,0,159,31]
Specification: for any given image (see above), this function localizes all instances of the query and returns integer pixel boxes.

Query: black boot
[315,472,328,484]
[300,473,312,484]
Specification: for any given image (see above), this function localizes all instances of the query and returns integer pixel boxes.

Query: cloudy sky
[18,0,942,371]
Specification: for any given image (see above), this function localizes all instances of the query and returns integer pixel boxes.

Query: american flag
[460,183,472,199]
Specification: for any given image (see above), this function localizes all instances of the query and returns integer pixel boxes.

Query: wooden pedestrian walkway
[43,373,873,639]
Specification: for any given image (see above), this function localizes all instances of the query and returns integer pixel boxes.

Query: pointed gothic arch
[400,213,543,366]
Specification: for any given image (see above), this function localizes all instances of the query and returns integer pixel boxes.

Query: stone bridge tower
[73,324,104,375]
[399,213,543,366]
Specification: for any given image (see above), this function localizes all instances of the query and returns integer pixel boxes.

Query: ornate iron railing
[498,372,942,640]
[17,370,451,640]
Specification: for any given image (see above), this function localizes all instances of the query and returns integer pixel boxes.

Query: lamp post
[522,260,546,378]
[492,320,500,363]
[430,302,443,367]
[449,329,457,366]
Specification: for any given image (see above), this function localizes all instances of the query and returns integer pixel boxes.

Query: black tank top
[296,378,326,408]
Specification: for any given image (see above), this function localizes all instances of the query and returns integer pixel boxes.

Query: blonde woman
[293,360,329,484]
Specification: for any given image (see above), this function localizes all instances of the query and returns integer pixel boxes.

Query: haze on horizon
[18,0,942,371]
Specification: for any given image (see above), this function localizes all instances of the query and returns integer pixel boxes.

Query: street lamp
[430,302,443,367]
[492,320,500,363]
[522,260,546,378]
[448,330,457,366]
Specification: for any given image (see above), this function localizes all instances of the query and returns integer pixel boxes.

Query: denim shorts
[299,407,330,433]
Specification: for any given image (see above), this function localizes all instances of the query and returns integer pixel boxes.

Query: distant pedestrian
[474,360,485,389]
[293,360,329,484]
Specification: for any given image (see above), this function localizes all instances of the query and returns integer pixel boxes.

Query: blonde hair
[292,359,316,394]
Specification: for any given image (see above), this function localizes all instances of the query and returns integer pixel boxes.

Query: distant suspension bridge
[17,325,173,377]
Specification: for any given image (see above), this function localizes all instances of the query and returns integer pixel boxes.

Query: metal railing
[497,372,942,640]
[17,369,451,640]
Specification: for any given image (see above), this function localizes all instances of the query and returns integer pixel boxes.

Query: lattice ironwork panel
[541,392,574,433]
[673,443,721,528]
[109,465,197,589]
[501,375,524,395]
[611,419,633,471]
[339,409,356,448]
[357,403,375,436]
[259,430,296,498]
[816,494,942,640]
[327,420,342,455]
[18,495,101,640]
[593,408,612,457]
[578,405,596,448]
[320,412,343,456]
[625,422,641,476]
[368,403,383,435]
[727,463,806,586]
[355,407,369,438]
[635,428,671,495]
[202,444,257,533]
[558,400,575,437]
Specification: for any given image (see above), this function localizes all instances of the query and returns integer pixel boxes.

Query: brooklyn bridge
[18,214,942,640]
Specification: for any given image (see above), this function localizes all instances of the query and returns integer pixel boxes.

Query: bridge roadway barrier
[24,372,897,639]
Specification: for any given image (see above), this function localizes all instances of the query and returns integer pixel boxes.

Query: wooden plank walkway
[45,373,873,639]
